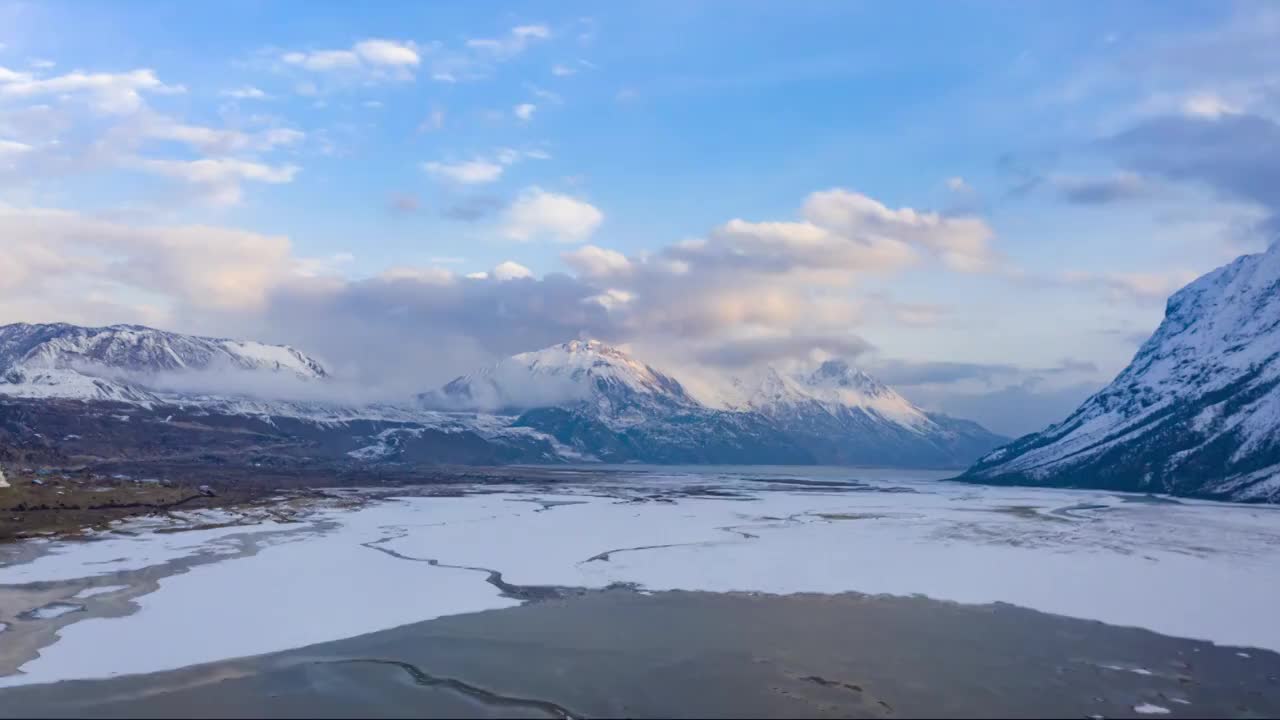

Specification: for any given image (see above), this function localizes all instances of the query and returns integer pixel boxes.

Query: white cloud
[1181,92,1241,119]
[800,189,996,273]
[467,24,551,58]
[0,185,1011,396]
[514,103,537,121]
[0,207,296,314]
[379,266,455,284]
[946,176,972,192]
[0,139,33,156]
[258,127,305,148]
[562,245,631,277]
[504,187,604,242]
[221,85,268,100]
[585,288,634,311]
[492,261,534,281]
[280,39,419,84]
[422,159,504,185]
[0,67,184,114]
[0,67,32,83]
[511,188,1004,370]
[144,122,244,152]
[140,119,304,155]
[352,39,420,67]
[422,148,546,184]
[677,209,912,282]
[283,49,360,71]
[514,25,551,40]
[551,64,577,77]
[130,157,299,206]
[294,252,356,278]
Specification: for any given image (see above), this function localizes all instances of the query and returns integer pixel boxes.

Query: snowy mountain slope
[0,323,1005,469]
[0,324,590,465]
[422,343,1005,467]
[0,323,326,378]
[419,339,698,424]
[0,323,584,464]
[0,323,326,403]
[961,242,1280,502]
[418,340,810,463]
[711,361,931,429]
[703,360,1005,467]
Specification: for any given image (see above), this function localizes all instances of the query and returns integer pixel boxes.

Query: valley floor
[2,467,1279,717]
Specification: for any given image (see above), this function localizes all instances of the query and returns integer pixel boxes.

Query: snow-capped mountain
[421,342,1005,466]
[418,339,809,463]
[714,361,931,429]
[705,360,1005,467]
[420,339,699,422]
[0,323,576,467]
[0,323,1005,470]
[962,242,1280,502]
[0,323,326,402]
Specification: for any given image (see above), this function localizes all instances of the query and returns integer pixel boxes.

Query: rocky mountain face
[961,242,1280,502]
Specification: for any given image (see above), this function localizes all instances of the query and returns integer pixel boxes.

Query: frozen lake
[3,466,1280,687]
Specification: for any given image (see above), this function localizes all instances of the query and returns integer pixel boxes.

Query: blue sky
[2,1,1277,434]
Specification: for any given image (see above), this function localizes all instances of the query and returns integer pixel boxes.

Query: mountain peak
[548,338,627,358]
[814,358,851,374]
[423,339,694,416]
[701,360,931,432]
[808,359,889,394]
[562,338,610,351]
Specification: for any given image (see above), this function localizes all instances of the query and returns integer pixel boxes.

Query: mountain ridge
[0,322,328,404]
[960,241,1280,502]
[420,340,1007,467]
[0,322,1007,469]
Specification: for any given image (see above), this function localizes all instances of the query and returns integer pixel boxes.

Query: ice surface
[5,470,1280,687]
[23,602,84,620]
[2,501,517,686]
[72,585,130,599]
[2,519,289,584]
